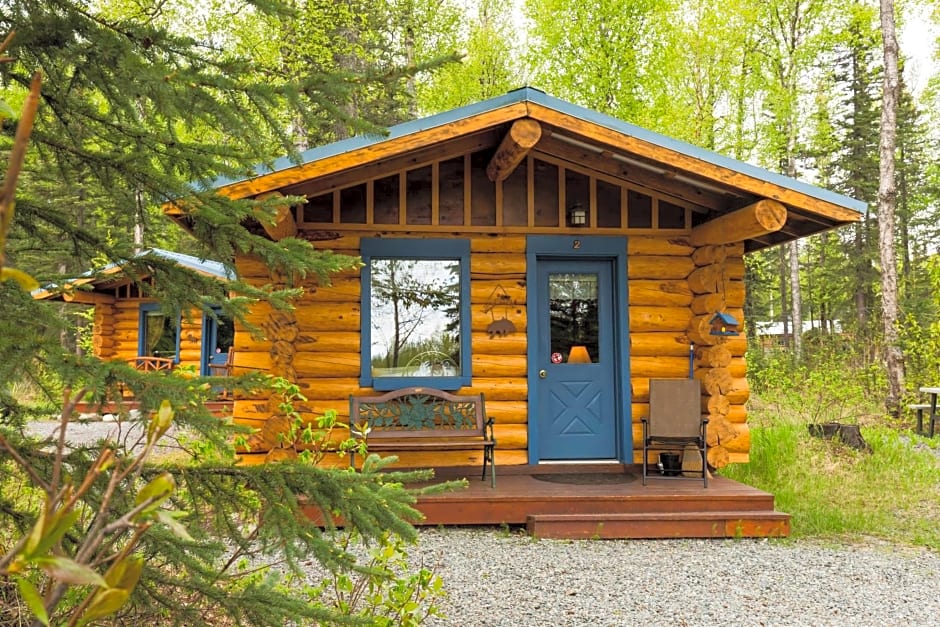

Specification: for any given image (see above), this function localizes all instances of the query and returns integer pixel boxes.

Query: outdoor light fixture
[567,202,587,227]
[709,311,740,336]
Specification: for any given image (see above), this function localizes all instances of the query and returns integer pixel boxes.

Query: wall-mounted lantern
[709,311,740,336]
[567,202,587,227]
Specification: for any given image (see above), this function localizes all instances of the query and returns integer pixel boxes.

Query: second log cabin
[167,87,865,469]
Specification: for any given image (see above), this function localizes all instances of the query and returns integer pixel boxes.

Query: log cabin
[166,87,865,470]
[33,248,234,376]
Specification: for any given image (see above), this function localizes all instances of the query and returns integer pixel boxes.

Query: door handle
[538,369,547,379]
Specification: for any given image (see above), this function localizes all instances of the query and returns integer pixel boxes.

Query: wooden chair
[209,348,234,377]
[641,378,709,487]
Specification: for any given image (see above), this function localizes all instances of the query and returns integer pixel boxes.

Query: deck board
[405,464,789,539]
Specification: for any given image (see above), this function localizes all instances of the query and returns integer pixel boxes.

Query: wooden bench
[349,387,496,487]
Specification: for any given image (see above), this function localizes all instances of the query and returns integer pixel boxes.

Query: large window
[361,238,470,390]
[138,303,181,362]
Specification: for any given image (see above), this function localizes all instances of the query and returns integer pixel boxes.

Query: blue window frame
[138,303,181,363]
[360,238,471,391]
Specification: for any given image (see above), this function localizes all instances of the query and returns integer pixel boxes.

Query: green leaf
[147,400,175,442]
[79,587,130,625]
[154,510,193,541]
[31,509,81,559]
[135,472,175,515]
[0,267,40,291]
[15,576,50,626]
[0,98,17,120]
[36,556,107,587]
[103,554,144,590]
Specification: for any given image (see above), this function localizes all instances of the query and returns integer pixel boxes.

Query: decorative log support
[254,191,298,241]
[689,199,788,246]
[486,119,542,182]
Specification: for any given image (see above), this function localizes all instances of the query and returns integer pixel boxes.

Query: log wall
[233,233,750,468]
[93,299,208,372]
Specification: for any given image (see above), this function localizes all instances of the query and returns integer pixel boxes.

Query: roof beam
[527,102,863,224]
[534,136,727,212]
[486,119,542,182]
[254,192,297,241]
[690,199,787,246]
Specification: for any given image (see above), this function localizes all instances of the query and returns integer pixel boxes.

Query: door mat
[531,472,636,485]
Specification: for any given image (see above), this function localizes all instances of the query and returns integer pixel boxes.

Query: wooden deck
[405,463,790,540]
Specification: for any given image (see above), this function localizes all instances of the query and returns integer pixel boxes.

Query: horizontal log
[726,378,750,404]
[724,280,746,307]
[703,393,730,415]
[471,235,526,254]
[628,280,692,306]
[471,354,528,377]
[706,415,737,447]
[724,333,748,357]
[627,236,693,256]
[631,356,693,379]
[246,303,360,332]
[727,404,747,423]
[729,357,746,378]
[484,400,528,424]
[299,277,360,303]
[271,331,361,353]
[459,378,528,401]
[471,332,527,355]
[232,350,273,371]
[352,449,529,468]
[697,367,733,396]
[691,245,727,267]
[722,425,750,454]
[630,332,693,357]
[471,253,527,276]
[725,257,745,280]
[293,352,360,378]
[627,255,695,280]
[694,344,732,368]
[687,264,724,295]
[690,293,724,315]
[471,280,527,307]
[706,444,730,469]
[690,199,787,246]
[629,306,692,333]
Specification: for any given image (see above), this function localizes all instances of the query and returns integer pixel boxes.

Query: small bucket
[659,453,682,476]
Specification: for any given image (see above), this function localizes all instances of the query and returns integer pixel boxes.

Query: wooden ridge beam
[690,199,787,246]
[486,119,542,182]
[254,191,298,241]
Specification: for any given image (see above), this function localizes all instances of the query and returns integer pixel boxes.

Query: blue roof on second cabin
[212,86,866,215]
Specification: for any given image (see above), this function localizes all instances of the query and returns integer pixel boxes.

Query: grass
[720,396,940,549]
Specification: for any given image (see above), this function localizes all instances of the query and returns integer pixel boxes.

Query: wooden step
[526,510,791,540]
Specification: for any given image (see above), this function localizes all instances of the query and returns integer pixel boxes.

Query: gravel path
[413,527,940,626]
[22,421,940,625]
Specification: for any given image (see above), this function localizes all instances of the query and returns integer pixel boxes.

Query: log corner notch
[486,119,543,183]
[689,199,787,246]
[254,191,298,241]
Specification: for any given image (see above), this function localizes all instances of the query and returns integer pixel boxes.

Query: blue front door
[535,259,617,460]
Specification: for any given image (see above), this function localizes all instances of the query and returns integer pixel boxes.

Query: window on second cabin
[361,238,470,390]
[139,304,180,362]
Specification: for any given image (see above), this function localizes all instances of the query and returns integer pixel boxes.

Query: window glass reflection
[549,273,599,363]
[370,259,461,377]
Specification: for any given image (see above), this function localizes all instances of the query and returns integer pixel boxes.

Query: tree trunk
[789,240,803,359]
[879,0,904,417]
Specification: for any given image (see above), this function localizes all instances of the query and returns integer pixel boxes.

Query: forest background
[1,0,940,624]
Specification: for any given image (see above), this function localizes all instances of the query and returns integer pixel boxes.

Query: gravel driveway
[20,420,940,626]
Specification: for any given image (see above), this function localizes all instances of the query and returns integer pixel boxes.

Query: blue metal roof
[33,248,232,298]
[213,86,865,214]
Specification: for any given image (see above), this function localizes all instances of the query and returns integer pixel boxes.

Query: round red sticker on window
[550,352,563,364]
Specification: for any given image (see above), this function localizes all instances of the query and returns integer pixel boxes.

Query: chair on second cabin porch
[642,378,709,487]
